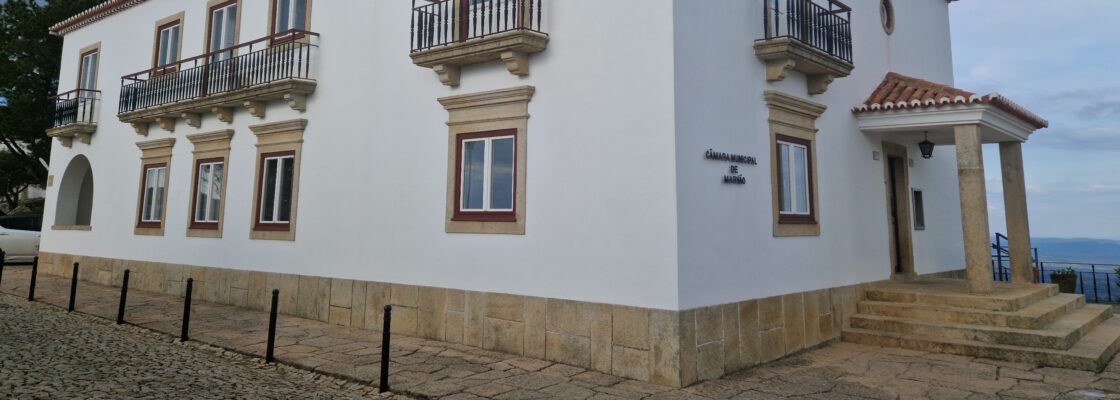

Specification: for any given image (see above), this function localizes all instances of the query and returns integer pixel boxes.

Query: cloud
[1032,126,1120,150]
[1077,100,1120,120]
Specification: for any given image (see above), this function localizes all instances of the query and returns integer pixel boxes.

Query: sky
[949,0,1120,241]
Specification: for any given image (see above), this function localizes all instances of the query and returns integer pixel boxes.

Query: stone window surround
[764,90,826,237]
[134,138,176,236]
[438,86,533,235]
[76,42,101,91]
[203,0,242,57]
[249,119,306,241]
[186,129,234,238]
[151,12,185,72]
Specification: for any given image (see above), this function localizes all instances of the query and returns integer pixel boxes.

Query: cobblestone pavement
[0,293,410,399]
[6,265,1120,399]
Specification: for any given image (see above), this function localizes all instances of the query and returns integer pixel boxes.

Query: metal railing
[991,233,1120,303]
[762,0,853,63]
[411,0,545,53]
[118,30,319,114]
[990,232,1039,282]
[51,89,100,128]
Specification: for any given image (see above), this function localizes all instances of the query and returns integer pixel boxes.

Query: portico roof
[853,72,1048,144]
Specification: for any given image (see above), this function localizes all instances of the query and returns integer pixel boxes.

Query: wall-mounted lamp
[918,131,935,159]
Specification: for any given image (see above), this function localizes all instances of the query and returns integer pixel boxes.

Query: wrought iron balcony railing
[118,30,318,115]
[762,0,853,63]
[411,0,544,53]
[51,89,100,128]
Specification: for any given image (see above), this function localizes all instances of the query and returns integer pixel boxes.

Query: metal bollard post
[68,262,79,312]
[117,269,130,325]
[0,249,6,287]
[266,289,279,363]
[181,278,193,342]
[379,305,392,393]
[28,256,38,301]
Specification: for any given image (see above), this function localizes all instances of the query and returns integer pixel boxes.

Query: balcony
[46,89,100,147]
[117,30,319,135]
[410,0,548,86]
[755,0,854,95]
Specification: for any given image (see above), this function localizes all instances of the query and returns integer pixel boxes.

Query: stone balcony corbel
[46,123,97,148]
[754,37,854,95]
[118,79,315,129]
[410,30,548,87]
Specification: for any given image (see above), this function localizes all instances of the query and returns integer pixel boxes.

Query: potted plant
[1050,267,1078,293]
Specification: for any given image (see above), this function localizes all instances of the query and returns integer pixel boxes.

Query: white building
[41,0,1067,387]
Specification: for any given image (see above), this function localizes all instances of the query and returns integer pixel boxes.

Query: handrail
[122,29,320,81]
[51,88,101,100]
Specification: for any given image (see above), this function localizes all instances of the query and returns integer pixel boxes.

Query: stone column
[1000,141,1034,284]
[955,125,993,294]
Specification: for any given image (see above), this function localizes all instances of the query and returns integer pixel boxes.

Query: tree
[0,0,100,200]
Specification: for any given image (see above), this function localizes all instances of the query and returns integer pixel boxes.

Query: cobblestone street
[0,293,409,399]
[7,266,1120,398]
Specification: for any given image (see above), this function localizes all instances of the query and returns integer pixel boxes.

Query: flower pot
[1050,273,1077,294]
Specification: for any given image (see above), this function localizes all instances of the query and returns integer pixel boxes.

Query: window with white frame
[776,135,813,219]
[140,165,167,223]
[457,131,515,218]
[194,160,224,224]
[273,0,307,33]
[258,152,295,224]
[155,20,181,68]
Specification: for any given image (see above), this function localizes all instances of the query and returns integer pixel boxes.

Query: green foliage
[1051,267,1077,278]
[0,0,100,195]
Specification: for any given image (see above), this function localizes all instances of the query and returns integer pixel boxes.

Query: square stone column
[1000,141,1034,283]
[955,125,993,294]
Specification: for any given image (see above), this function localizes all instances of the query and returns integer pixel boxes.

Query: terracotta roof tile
[49,0,147,36]
[853,72,1048,129]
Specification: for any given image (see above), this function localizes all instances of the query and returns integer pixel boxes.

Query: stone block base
[37,252,870,387]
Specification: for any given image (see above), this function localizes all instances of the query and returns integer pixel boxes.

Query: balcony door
[209,1,237,62]
[154,20,181,73]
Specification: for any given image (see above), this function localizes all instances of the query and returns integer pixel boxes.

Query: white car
[0,223,40,264]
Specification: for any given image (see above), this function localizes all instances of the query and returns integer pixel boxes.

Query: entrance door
[887,155,904,273]
[882,142,915,277]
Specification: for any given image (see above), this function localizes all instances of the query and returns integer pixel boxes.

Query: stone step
[857,293,1086,330]
[864,279,1058,312]
[850,304,1110,350]
[842,316,1120,371]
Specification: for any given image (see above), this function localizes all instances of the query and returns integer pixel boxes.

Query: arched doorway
[55,155,94,226]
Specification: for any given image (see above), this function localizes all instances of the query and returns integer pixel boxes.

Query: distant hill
[1028,238,1120,265]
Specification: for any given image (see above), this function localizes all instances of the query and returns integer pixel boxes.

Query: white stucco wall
[43,0,971,312]
[671,0,966,309]
[42,0,682,310]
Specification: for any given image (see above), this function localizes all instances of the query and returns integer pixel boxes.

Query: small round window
[881,0,895,35]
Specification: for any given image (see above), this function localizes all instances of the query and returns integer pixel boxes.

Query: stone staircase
[842,278,1120,371]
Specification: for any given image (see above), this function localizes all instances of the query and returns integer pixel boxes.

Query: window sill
[187,223,222,239]
[250,223,295,241]
[52,224,92,231]
[446,218,524,235]
[774,221,820,237]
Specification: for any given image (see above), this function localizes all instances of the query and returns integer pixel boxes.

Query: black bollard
[181,278,193,342]
[68,262,79,312]
[117,269,130,325]
[266,289,279,363]
[379,305,392,393]
[27,256,38,301]
[0,249,6,287]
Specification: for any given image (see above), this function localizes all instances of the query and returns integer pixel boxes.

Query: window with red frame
[138,164,168,227]
[255,151,295,230]
[454,129,516,222]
